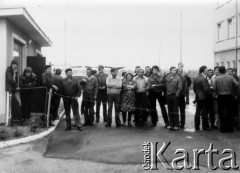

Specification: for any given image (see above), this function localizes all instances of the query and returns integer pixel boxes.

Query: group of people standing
[5,59,240,133]
[77,65,191,131]
[194,66,240,133]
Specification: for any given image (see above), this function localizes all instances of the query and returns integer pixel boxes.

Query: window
[227,17,236,39]
[217,22,224,41]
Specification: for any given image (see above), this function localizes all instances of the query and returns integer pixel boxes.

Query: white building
[0,7,52,123]
[214,0,240,73]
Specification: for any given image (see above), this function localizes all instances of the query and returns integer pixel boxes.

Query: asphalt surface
[1,94,240,173]
[45,95,240,171]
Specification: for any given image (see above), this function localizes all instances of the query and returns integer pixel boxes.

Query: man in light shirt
[133,69,149,126]
[105,68,122,127]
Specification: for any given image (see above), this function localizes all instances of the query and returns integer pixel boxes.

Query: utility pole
[235,0,238,74]
[180,14,182,63]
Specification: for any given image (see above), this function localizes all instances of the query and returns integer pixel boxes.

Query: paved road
[0,94,240,173]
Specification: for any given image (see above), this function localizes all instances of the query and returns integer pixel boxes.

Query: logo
[142,142,239,171]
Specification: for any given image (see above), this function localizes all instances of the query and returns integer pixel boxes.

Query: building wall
[0,19,8,122]
[0,19,42,123]
[214,0,240,73]
[214,49,240,67]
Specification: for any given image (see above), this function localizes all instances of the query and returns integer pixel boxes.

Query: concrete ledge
[0,110,65,149]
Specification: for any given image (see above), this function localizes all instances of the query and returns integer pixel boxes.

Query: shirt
[213,74,239,95]
[61,77,81,97]
[133,76,148,93]
[165,74,182,96]
[148,74,165,93]
[95,72,108,88]
[81,75,98,97]
[106,76,122,94]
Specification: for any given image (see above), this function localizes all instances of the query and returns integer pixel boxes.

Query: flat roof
[0,6,52,47]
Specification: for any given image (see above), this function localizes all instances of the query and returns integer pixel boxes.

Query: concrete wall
[0,19,42,123]
[0,19,8,123]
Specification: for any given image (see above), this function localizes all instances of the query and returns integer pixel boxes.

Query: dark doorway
[27,56,46,113]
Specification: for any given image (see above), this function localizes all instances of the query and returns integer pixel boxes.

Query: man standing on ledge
[165,67,182,130]
[61,68,83,131]
[105,68,122,127]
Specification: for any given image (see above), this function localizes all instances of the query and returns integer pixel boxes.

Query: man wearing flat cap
[94,65,108,122]
[61,68,83,131]
[80,67,98,126]
[41,65,58,126]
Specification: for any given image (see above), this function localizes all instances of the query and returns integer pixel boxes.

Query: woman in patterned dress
[121,73,136,126]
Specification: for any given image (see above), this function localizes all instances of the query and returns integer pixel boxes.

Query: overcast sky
[1,0,216,70]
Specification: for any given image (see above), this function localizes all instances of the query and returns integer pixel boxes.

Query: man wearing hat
[5,60,23,125]
[94,65,108,122]
[61,68,83,131]
[42,65,58,126]
[81,67,98,126]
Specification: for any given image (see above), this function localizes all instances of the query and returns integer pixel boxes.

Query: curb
[0,110,65,149]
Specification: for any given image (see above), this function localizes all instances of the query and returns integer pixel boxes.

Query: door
[27,56,46,113]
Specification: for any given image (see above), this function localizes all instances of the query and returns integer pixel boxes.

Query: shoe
[96,118,99,123]
[151,123,156,127]
[167,126,174,130]
[82,123,88,126]
[173,126,179,130]
[195,128,200,131]
[122,122,126,126]
[128,122,132,127]
[65,127,71,130]
[89,123,94,126]
[180,125,185,129]
[49,123,55,126]
[72,124,77,127]
[77,127,83,131]
[164,124,170,128]
[116,124,121,127]
[105,124,111,127]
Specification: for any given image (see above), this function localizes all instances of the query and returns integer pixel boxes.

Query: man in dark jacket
[177,68,188,129]
[81,67,98,126]
[94,65,108,122]
[214,66,239,133]
[61,68,82,131]
[19,67,37,122]
[148,65,168,127]
[165,67,183,130]
[41,65,58,126]
[193,66,211,131]
[51,68,63,120]
[5,60,22,125]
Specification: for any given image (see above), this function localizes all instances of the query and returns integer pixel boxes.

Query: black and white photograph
[0,0,240,172]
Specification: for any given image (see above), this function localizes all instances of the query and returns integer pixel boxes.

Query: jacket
[61,77,81,98]
[165,74,182,97]
[81,75,98,97]
[19,73,37,88]
[148,74,165,93]
[179,75,188,97]
[193,74,211,100]
[5,66,18,92]
[95,72,108,88]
